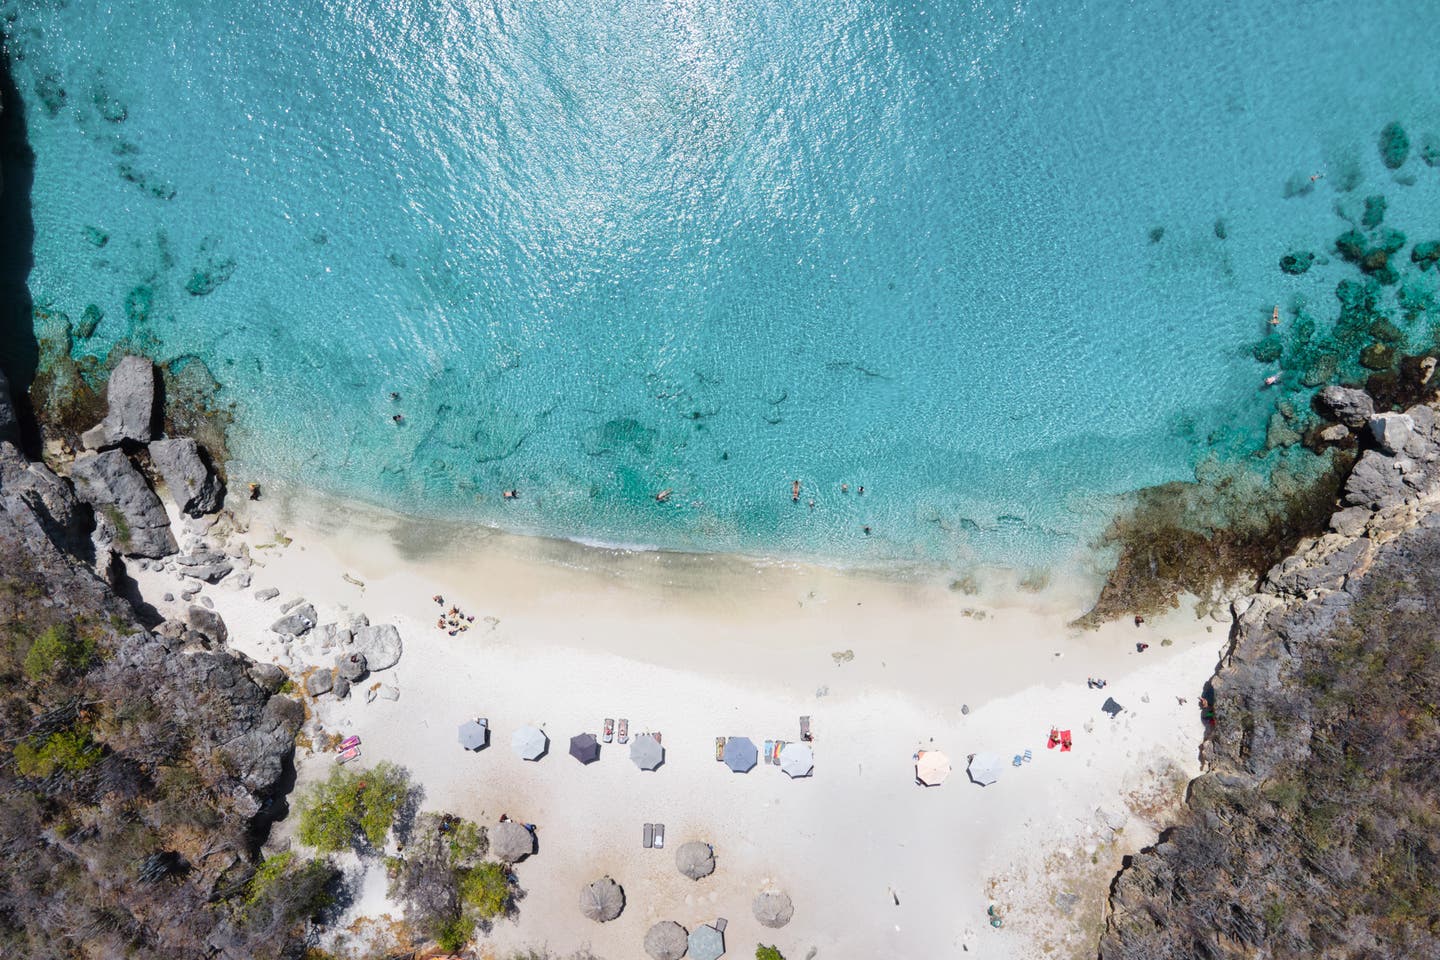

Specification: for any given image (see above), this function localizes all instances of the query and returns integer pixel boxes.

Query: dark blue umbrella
[723,736,758,773]
[570,732,600,764]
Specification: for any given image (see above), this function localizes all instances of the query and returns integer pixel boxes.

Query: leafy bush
[13,727,102,778]
[390,813,515,949]
[459,860,512,920]
[23,623,96,680]
[239,850,339,944]
[296,762,412,852]
[757,947,785,960]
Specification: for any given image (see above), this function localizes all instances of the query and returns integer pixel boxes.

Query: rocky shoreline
[1099,387,1440,958]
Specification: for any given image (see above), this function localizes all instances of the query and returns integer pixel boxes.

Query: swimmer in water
[1271,306,1280,326]
[1264,374,1280,387]
[792,479,801,502]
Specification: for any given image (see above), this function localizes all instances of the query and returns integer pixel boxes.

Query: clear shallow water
[5,0,1440,567]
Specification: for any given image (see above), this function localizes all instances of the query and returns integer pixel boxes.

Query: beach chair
[772,740,785,764]
[1047,727,1061,749]
[715,737,726,761]
[764,739,774,762]
[800,716,812,741]
[1013,754,1023,767]
[1023,749,1033,764]
[715,918,728,933]
[339,735,360,750]
[337,746,360,764]
[643,823,653,849]
[618,719,629,744]
[653,823,665,849]
[603,718,614,743]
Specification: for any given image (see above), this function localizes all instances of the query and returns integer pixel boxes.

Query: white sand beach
[132,487,1225,960]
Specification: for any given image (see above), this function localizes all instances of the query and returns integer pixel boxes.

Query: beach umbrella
[1102,696,1124,718]
[644,920,689,960]
[723,736,758,773]
[968,752,1004,786]
[569,732,600,764]
[779,742,814,778]
[752,890,794,928]
[915,749,951,786]
[457,719,487,751]
[511,724,548,760]
[675,840,716,880]
[688,923,725,960]
[630,733,664,771]
[490,820,534,862]
[579,877,624,922]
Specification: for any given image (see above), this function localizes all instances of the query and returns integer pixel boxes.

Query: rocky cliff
[0,370,322,958]
[1099,397,1440,959]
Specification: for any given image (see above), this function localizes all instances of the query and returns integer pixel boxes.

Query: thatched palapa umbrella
[753,889,794,928]
[579,876,624,922]
[631,733,664,771]
[490,820,534,862]
[675,840,716,880]
[644,920,689,960]
[688,923,725,960]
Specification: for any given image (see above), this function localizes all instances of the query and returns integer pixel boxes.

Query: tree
[22,623,96,680]
[296,762,413,852]
[390,813,515,950]
[756,947,785,960]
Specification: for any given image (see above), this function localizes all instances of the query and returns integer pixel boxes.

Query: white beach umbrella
[779,742,814,778]
[914,749,951,786]
[967,752,1004,786]
[630,733,664,771]
[511,724,548,760]
[457,719,487,751]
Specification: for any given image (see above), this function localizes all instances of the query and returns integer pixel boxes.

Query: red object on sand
[1060,730,1073,752]
[1047,727,1060,749]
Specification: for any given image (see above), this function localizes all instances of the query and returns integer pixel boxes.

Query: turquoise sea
[4,0,1439,567]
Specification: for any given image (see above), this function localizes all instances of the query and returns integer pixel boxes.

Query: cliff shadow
[0,33,38,456]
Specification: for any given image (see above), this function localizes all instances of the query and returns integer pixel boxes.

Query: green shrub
[459,861,512,920]
[296,762,412,852]
[23,623,97,680]
[435,916,471,952]
[757,947,785,960]
[13,727,103,778]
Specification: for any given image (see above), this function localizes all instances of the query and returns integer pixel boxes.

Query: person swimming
[503,489,518,499]
[792,479,801,502]
[1270,305,1280,326]
[1264,374,1281,387]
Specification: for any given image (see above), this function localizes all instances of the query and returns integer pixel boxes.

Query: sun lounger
[1023,748,1033,763]
[800,716,812,741]
[653,823,665,849]
[643,823,653,848]
[1047,727,1060,749]
[1013,754,1023,766]
[764,739,774,761]
[603,718,614,743]
[337,746,360,764]
[618,719,629,744]
[715,737,726,761]
[339,735,360,750]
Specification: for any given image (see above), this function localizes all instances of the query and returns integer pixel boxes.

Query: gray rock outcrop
[304,669,334,697]
[1314,385,1375,429]
[336,652,368,682]
[0,368,17,445]
[352,623,402,670]
[174,548,234,583]
[270,603,317,637]
[1100,396,1440,960]
[69,449,177,558]
[83,354,157,448]
[187,604,229,644]
[149,436,224,516]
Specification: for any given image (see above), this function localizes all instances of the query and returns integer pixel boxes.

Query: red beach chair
[337,746,361,764]
[1060,730,1073,752]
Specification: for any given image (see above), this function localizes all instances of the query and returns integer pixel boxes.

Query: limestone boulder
[85,355,158,448]
[352,623,402,670]
[69,450,177,558]
[149,437,224,516]
[1314,386,1375,429]
[1369,412,1415,455]
[270,603,317,637]
[187,604,228,644]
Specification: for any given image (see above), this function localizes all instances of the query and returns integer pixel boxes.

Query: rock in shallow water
[1314,386,1375,428]
[148,437,225,516]
[84,355,158,449]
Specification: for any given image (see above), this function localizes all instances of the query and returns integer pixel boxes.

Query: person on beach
[1137,642,1149,652]
[248,482,261,501]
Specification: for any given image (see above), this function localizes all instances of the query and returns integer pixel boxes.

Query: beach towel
[1060,730,1073,752]
[1047,727,1060,749]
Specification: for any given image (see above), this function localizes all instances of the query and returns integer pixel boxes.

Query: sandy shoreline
[131,484,1225,960]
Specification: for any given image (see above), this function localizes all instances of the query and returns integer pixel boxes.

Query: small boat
[603,718,614,743]
[618,719,629,744]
